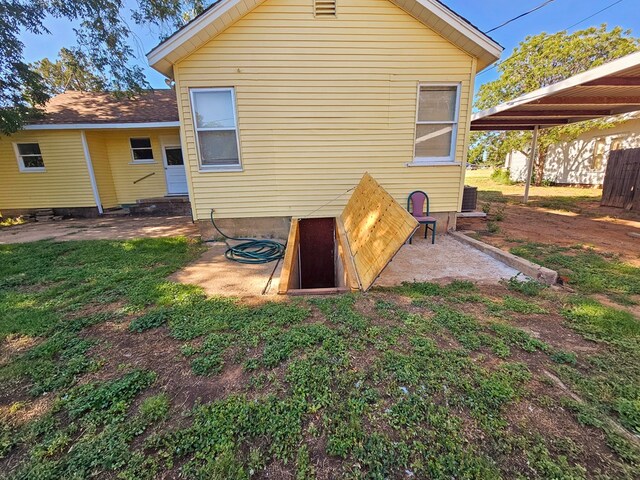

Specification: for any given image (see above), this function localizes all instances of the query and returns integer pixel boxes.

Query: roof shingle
[31,90,178,125]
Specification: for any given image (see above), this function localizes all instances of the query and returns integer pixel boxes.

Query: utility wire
[478,0,626,76]
[485,0,556,34]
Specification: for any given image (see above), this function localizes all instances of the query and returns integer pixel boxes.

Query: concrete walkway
[0,216,198,244]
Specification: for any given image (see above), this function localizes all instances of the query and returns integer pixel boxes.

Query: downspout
[523,125,539,203]
[80,130,103,215]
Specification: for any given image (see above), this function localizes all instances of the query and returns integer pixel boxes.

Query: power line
[485,0,556,34]
[478,0,626,76]
[564,0,624,30]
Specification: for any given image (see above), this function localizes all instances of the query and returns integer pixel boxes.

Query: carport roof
[471,51,640,131]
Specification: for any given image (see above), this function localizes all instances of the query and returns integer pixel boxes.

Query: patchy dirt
[0,335,39,368]
[593,294,640,318]
[458,201,640,266]
[463,285,603,355]
[504,387,619,476]
[82,321,251,410]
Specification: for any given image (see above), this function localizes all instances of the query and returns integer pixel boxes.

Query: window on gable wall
[414,84,460,164]
[190,88,241,170]
[130,138,155,162]
[15,143,45,171]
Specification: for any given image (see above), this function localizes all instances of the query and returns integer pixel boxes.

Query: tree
[472,25,640,184]
[32,48,106,94]
[0,0,208,135]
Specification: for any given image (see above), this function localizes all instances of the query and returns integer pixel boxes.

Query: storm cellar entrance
[278,173,419,296]
[279,217,352,294]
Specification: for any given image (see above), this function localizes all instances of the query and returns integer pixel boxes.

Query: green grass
[490,168,515,185]
[0,240,638,478]
[510,243,640,304]
[465,169,602,213]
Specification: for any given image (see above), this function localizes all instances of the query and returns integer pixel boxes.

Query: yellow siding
[86,132,118,208]
[0,130,95,210]
[94,128,179,204]
[174,0,475,220]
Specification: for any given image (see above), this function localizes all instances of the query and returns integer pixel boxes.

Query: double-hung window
[414,84,460,164]
[14,143,45,172]
[130,138,155,163]
[190,88,241,170]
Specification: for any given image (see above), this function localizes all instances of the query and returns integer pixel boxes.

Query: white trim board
[24,121,180,131]
[80,130,104,215]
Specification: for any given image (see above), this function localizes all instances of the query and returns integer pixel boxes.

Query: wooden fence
[601,148,640,211]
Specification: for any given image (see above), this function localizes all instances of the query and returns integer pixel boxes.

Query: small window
[414,84,460,164]
[15,143,45,171]
[130,138,155,162]
[190,88,241,170]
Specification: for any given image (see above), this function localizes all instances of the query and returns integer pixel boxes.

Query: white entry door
[163,145,188,195]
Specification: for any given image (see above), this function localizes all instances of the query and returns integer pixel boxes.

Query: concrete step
[136,195,189,204]
[103,208,131,217]
[128,201,191,217]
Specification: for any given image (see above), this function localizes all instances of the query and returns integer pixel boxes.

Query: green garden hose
[206,209,286,264]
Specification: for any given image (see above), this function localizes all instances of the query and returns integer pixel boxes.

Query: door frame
[160,136,187,196]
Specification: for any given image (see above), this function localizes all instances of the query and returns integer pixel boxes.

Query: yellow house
[2,0,501,234]
[0,91,189,217]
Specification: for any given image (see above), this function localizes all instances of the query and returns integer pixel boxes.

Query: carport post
[523,125,539,203]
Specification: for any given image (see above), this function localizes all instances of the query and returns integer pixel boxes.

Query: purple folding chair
[407,190,437,244]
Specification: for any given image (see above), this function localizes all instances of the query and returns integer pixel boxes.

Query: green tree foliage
[32,48,106,95]
[0,0,209,135]
[471,26,640,180]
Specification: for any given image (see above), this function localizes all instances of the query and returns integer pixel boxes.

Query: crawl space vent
[314,0,336,17]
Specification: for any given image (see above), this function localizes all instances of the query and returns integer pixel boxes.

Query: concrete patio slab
[375,234,520,286]
[170,241,284,298]
[172,234,520,298]
[0,216,198,244]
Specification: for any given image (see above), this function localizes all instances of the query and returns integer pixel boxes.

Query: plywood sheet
[340,172,419,291]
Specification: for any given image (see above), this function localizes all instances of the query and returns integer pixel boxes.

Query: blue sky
[20,0,639,95]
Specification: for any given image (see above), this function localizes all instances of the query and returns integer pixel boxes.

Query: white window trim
[129,137,156,164]
[189,87,243,172]
[13,142,46,172]
[410,82,461,166]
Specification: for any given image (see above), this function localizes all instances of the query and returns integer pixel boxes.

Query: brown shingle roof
[31,90,178,125]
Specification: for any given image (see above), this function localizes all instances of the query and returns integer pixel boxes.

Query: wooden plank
[278,218,299,294]
[340,172,418,291]
[336,217,361,291]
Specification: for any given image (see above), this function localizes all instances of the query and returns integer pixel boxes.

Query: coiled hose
[206,209,286,264]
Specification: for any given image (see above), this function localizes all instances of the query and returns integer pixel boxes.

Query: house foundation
[197,211,458,241]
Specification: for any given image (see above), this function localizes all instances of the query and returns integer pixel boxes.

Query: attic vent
[314,0,336,17]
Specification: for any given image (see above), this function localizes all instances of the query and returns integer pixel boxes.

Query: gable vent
[314,0,336,17]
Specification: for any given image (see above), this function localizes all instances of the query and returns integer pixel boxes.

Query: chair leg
[424,224,427,239]
[431,223,436,244]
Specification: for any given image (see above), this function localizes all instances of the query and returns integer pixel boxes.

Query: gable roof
[147,0,502,78]
[24,90,179,129]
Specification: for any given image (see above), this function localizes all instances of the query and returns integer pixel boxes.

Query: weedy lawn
[0,237,639,479]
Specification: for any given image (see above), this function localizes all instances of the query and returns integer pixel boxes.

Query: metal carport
[470,51,640,201]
